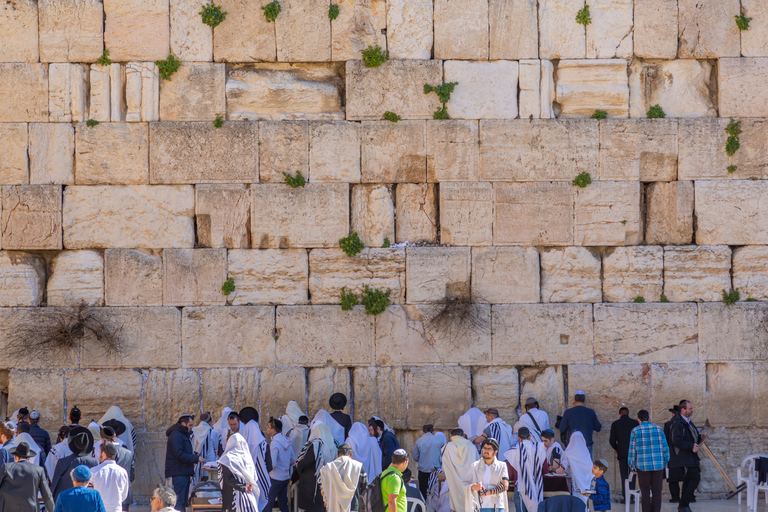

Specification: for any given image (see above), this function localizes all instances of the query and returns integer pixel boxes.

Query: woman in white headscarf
[14,432,41,466]
[98,406,136,453]
[556,431,594,504]
[297,422,337,512]
[345,422,382,481]
[219,433,261,512]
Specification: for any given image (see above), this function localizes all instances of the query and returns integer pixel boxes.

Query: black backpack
[361,470,402,512]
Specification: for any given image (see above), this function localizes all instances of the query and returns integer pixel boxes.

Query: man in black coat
[664,406,683,503]
[28,411,52,459]
[165,414,204,512]
[670,400,705,512]
[51,426,99,501]
[609,406,639,502]
[0,441,55,512]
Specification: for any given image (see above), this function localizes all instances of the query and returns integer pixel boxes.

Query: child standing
[586,459,611,511]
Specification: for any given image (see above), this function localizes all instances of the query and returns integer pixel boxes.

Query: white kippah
[393,449,407,456]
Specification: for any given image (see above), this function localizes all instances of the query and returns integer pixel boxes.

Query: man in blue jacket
[559,390,602,457]
[164,414,204,512]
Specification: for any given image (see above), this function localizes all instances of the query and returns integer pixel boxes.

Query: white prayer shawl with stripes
[484,418,514,462]
[218,433,260,512]
[44,440,72,479]
[505,440,546,512]
[427,469,450,512]
[441,436,479,512]
[213,407,232,453]
[458,409,486,440]
[464,458,508,510]
[98,406,137,453]
[242,420,271,510]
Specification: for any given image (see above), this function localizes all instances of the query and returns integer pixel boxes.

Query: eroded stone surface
[678,0,740,58]
[0,124,28,185]
[407,366,471,429]
[260,367,306,420]
[575,181,642,246]
[603,246,663,303]
[585,0,633,58]
[733,247,768,301]
[227,249,309,305]
[434,0,488,60]
[275,0,331,62]
[125,62,160,122]
[259,121,308,183]
[444,61,519,120]
[489,0,538,60]
[679,119,768,180]
[143,368,201,430]
[8,371,63,431]
[599,120,678,181]
[361,121,427,183]
[629,60,717,118]
[439,182,493,246]
[29,123,74,185]
[520,366,566,429]
[331,0,387,61]
[0,252,45,307]
[195,185,251,249]
[538,0,585,59]
[1,185,62,250]
[556,59,629,118]
[695,181,768,245]
[634,0,678,58]
[47,250,104,306]
[494,182,573,246]
[386,0,432,59]
[472,367,519,420]
[353,367,407,427]
[309,122,361,183]
[48,63,89,123]
[170,0,212,61]
[406,247,471,304]
[88,64,111,123]
[707,363,753,427]
[540,247,602,303]
[104,0,170,61]
[0,0,39,62]
[163,249,227,306]
[650,363,706,424]
[742,0,768,57]
[395,184,437,243]
[426,120,479,182]
[0,309,78,368]
[700,303,768,362]
[104,249,164,306]
[159,64,226,121]
[719,58,768,118]
[351,185,395,248]
[200,368,260,416]
[0,64,48,122]
[65,369,144,429]
[663,245,732,302]
[519,60,541,119]
[213,0,276,62]
[307,367,350,415]
[472,247,540,304]
[568,364,651,424]
[76,123,149,185]
[645,181,694,245]
[39,0,104,62]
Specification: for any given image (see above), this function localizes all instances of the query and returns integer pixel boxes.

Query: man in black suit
[664,405,683,503]
[609,406,639,502]
[51,426,99,501]
[671,399,705,512]
[0,441,55,512]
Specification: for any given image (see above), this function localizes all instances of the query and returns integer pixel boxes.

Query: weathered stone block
[8,371,63,431]
[678,0,740,58]
[309,122,361,183]
[556,59,629,118]
[163,249,226,306]
[275,0,331,62]
[29,123,74,185]
[65,369,144,430]
[227,249,309,305]
[309,248,405,304]
[719,58,768,118]
[679,119,768,180]
[251,184,348,249]
[472,367,519,421]
[650,363,706,424]
[76,123,149,185]
[645,181,694,245]
[472,247,540,304]
[0,124,28,185]
[700,303,768,362]
[39,0,104,62]
[361,121,427,183]
[489,0,538,60]
[1,185,62,250]
[159,64,226,121]
[444,61,518,120]
[0,252,45,307]
[351,185,395,248]
[63,186,194,249]
[259,121,308,183]
[754,364,768,427]
[143,368,201,431]
[492,304,594,364]
[104,0,170,61]
[568,364,651,425]
[494,182,573,246]
[695,181,768,245]
[434,0,488,60]
[426,120,478,182]
[634,0,678,58]
[170,0,213,61]
[386,0,432,59]
[182,306,275,367]
[585,0,633,58]
[0,64,48,122]
[0,309,78,368]
[629,60,717,118]
[226,64,344,120]
[663,246,732,302]
[47,250,104,307]
[407,366,471,430]
[741,0,768,57]
[195,185,251,249]
[602,246,663,303]
[599,120,678,181]
[200,368,260,418]
[733,247,768,301]
[480,120,599,181]
[89,64,112,122]
[352,367,407,427]
[539,0,585,59]
[406,247,471,303]
[395,184,437,243]
[346,60,442,120]
[519,60,541,119]
[540,247,602,303]
[330,0,387,61]
[439,182,492,246]
[307,367,350,416]
[0,0,39,62]
[150,122,258,184]
[520,366,566,429]
[275,306,374,365]
[108,63,125,122]
[105,249,164,306]
[213,0,275,62]
[707,363,752,428]
[575,181,642,246]
[125,62,160,122]
[49,63,89,123]
[260,367,307,420]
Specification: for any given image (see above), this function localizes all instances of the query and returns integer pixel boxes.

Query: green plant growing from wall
[646,104,666,118]
[361,45,387,67]
[361,285,390,315]
[340,287,359,310]
[424,82,458,104]
[722,288,740,305]
[86,119,99,127]
[727,165,738,173]
[725,118,742,156]
[591,110,607,119]
[222,278,236,295]
[633,296,645,303]
[433,106,449,120]
[282,170,306,188]
[382,111,401,123]
[97,49,112,66]
[381,237,391,248]
[213,115,224,128]
[576,4,591,25]
[573,171,592,188]
[660,293,669,303]
[735,11,752,31]
[200,2,228,27]
[747,297,758,302]
[262,0,281,22]
[339,231,365,257]
[156,54,181,80]
[328,3,339,20]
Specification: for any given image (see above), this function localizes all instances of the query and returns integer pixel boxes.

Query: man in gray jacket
[0,441,55,512]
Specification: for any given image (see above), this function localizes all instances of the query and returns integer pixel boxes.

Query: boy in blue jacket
[587,459,611,510]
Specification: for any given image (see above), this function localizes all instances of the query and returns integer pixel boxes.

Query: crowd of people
[0,390,707,512]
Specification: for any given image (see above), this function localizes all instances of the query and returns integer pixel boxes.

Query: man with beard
[505,428,546,512]
[467,439,509,511]
[164,414,205,511]
[472,409,514,462]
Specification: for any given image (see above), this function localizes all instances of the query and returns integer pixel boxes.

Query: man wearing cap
[515,398,550,443]
[0,441,55,512]
[92,442,129,512]
[473,408,514,462]
[413,424,445,498]
[558,391,602,457]
[53,465,107,512]
[28,411,52,460]
[165,414,204,512]
[51,426,100,500]
[629,410,669,512]
[468,438,510,512]
[610,407,639,503]
[381,449,410,512]
[0,422,15,470]
[330,393,353,440]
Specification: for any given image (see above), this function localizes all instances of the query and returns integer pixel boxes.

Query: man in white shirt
[514,398,550,442]
[91,442,129,512]
[466,438,509,511]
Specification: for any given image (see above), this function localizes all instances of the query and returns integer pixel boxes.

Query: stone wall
[2,0,768,502]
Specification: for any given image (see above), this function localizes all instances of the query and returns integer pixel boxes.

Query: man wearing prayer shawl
[98,407,136,455]
[297,422,337,512]
[555,431,593,505]
[191,413,220,487]
[427,468,450,512]
[514,399,550,443]
[313,409,346,448]
[281,402,310,458]
[504,428,546,512]
[281,401,305,433]
[458,409,488,443]
[240,409,272,511]
[466,438,509,512]
[473,409,515,462]
[214,408,233,455]
[441,428,479,512]
[345,422,382,481]
[14,431,42,467]
[219,433,261,512]
[45,426,73,479]
[319,443,368,512]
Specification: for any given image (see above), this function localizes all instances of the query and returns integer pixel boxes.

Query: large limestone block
[427,120,479,182]
[386,0,432,59]
[213,0,275,62]
[472,247,540,304]
[444,61,519,120]
[163,249,226,306]
[594,304,699,364]
[489,0,538,60]
[47,250,104,306]
[645,181,694,245]
[39,0,104,62]
[629,60,717,118]
[406,247,471,303]
[0,309,79,368]
[0,64,48,122]
[159,64,226,121]
[634,0,678,58]
[520,367,566,429]
[575,181,643,246]
[395,184,437,243]
[556,59,629,118]
[742,0,768,57]
[226,64,344,121]
[251,184,348,249]
[519,60,541,119]
[307,367,351,415]
[227,249,309,305]
[649,364,706,424]
[143,368,201,431]
[585,0,633,58]
[695,181,768,245]
[8,371,63,431]
[755,365,768,427]
[125,62,161,122]
[480,120,599,181]
[494,182,573,246]
[679,119,768,179]
[707,363,753,428]
[63,185,195,249]
[104,249,163,306]
[275,306,374,365]
[540,247,601,303]
[170,0,213,61]
[568,364,651,425]
[200,368,260,417]
[104,0,170,61]
[678,0,740,58]
[346,60,443,121]
[182,306,275,367]
[539,0,585,59]
[663,246,732,302]
[260,367,307,420]
[0,124,28,185]
[0,252,45,307]
[330,0,387,61]
[472,367,519,421]
[309,122,361,183]
[76,123,149,185]
[599,120,678,181]
[603,246,663,303]
[150,122,258,184]
[434,0,489,60]
[88,64,112,123]
[0,0,39,62]
[195,185,251,249]
[29,123,74,185]
[407,366,471,430]
[351,184,395,247]
[361,121,427,183]
[439,182,493,246]
[719,58,768,118]
[65,370,144,430]
[1,185,62,250]
[492,304,594,364]
[733,247,768,301]
[259,121,308,183]
[309,248,405,304]
[352,367,407,427]
[700,303,768,362]
[275,0,331,62]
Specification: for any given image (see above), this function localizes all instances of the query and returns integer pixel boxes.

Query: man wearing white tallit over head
[214,407,233,454]
[313,409,346,448]
[472,408,514,462]
[240,407,271,511]
[13,430,42,467]
[458,409,487,444]
[319,443,368,512]
[219,432,261,512]
[513,398,550,443]
[504,427,546,512]
[555,431,593,505]
[98,407,136,454]
[282,401,311,457]
[281,400,305,433]
[191,413,220,486]
[345,422,382,481]
[466,438,509,512]
[441,428,479,512]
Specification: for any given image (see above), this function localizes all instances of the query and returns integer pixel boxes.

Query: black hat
[329,393,347,410]
[100,425,116,440]
[669,405,680,414]
[10,441,36,458]
[239,407,259,424]
[103,419,126,436]
[68,426,95,457]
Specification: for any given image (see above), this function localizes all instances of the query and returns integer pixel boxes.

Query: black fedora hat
[68,426,94,457]
[103,419,126,436]
[669,405,680,414]
[329,393,347,410]
[239,407,259,424]
[10,441,36,458]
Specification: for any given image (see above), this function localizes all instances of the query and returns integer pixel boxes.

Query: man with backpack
[364,448,410,512]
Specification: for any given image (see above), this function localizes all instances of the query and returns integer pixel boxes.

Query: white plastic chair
[736,453,768,510]
[290,481,299,512]
[407,496,427,512]
[624,478,640,512]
